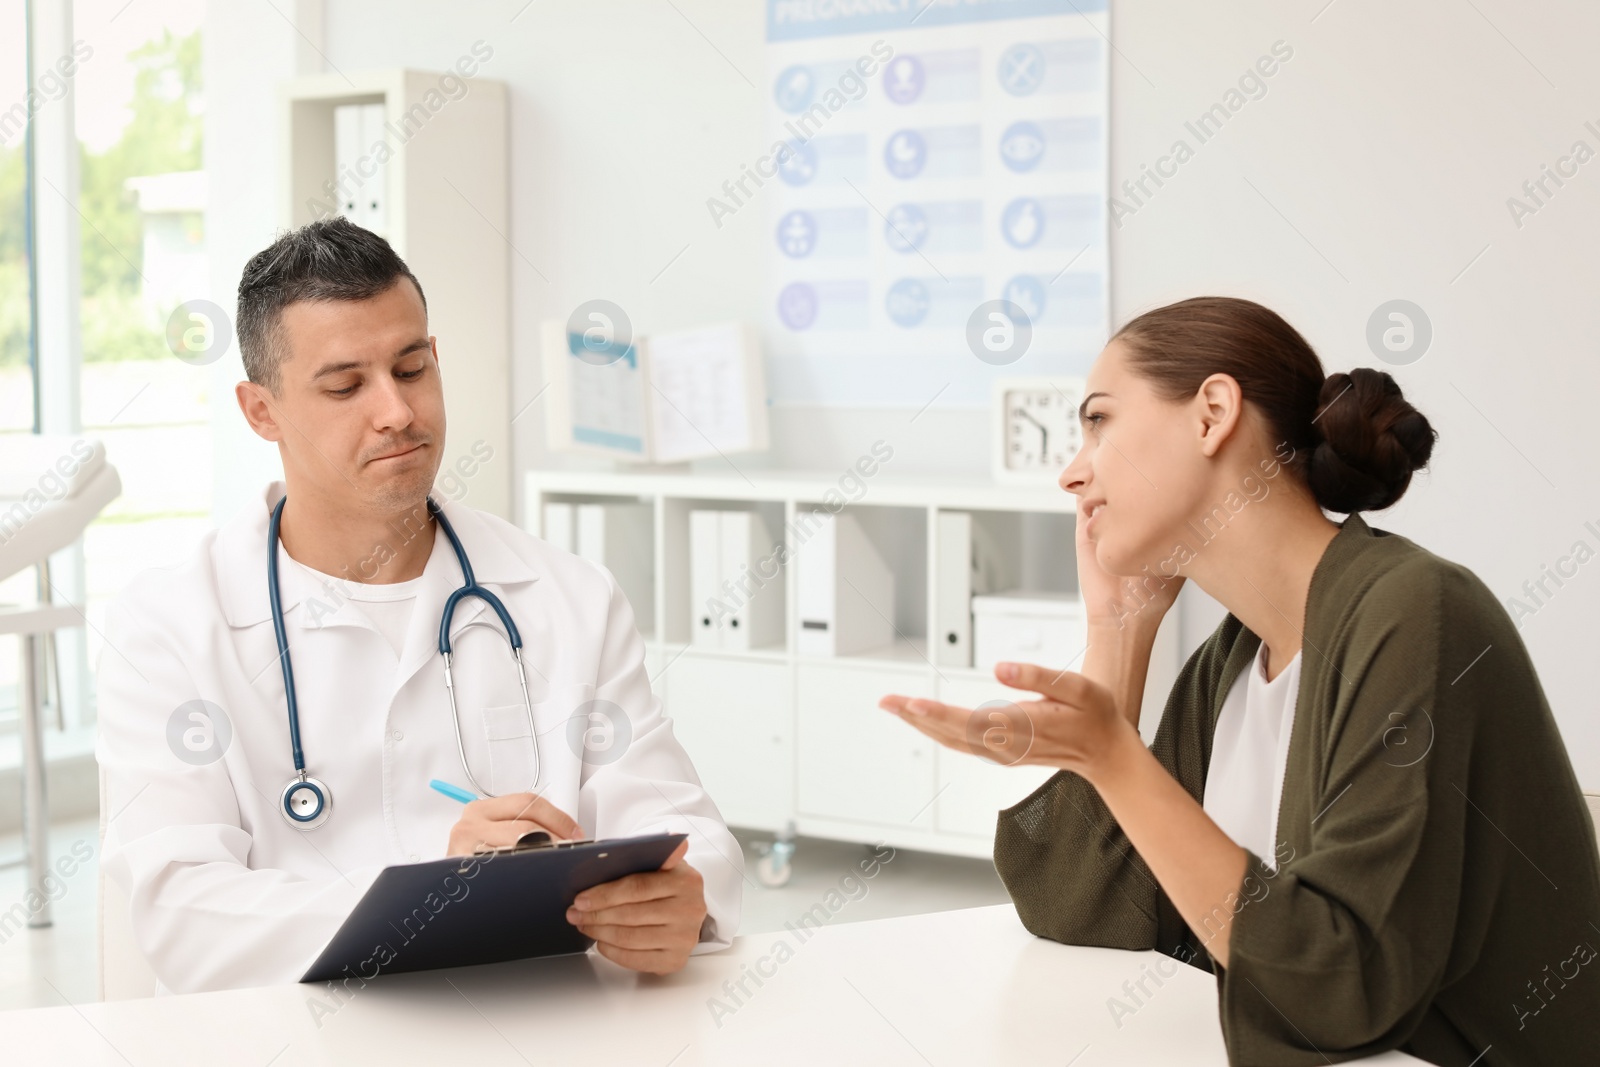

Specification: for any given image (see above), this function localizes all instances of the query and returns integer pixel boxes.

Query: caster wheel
[756,850,792,887]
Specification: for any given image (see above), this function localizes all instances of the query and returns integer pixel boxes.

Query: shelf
[647,641,789,667]
[519,467,1174,861]
[798,636,931,671]
[282,68,510,520]
[650,638,939,672]
[527,469,1076,514]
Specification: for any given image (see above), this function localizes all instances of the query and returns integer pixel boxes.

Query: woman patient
[881,297,1599,1066]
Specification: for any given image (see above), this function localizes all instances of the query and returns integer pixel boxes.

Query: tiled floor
[0,818,1011,1011]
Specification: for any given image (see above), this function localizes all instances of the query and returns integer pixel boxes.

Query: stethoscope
[267,494,539,830]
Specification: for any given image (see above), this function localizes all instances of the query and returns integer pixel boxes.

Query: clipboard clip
[455,831,597,873]
[510,830,595,852]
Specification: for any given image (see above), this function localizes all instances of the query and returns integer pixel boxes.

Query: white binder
[577,502,654,630]
[332,102,388,234]
[689,510,723,649]
[796,511,894,658]
[718,510,782,651]
[333,103,363,224]
[359,102,388,235]
[542,502,574,554]
[936,511,974,668]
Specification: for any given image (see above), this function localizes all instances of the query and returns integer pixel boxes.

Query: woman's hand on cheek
[1075,499,1127,628]
[878,661,1140,784]
[1075,503,1185,632]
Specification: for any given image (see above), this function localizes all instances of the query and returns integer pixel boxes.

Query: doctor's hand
[445,793,584,857]
[879,661,1141,787]
[566,839,707,975]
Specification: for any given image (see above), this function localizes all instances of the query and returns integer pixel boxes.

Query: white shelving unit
[280,69,511,519]
[525,469,1181,860]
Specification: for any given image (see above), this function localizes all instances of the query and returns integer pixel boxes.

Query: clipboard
[301,831,687,984]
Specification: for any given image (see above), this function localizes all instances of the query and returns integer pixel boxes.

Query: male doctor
[96,217,741,994]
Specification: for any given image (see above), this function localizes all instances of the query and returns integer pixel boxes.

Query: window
[1,0,41,721]
[75,4,211,719]
[0,1,210,731]
[0,7,32,437]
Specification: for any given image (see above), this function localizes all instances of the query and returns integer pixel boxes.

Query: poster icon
[886,278,931,327]
[998,43,1046,96]
[884,204,929,253]
[1000,120,1046,172]
[777,210,818,257]
[778,282,819,330]
[774,65,815,113]
[778,140,818,186]
[1001,198,1045,248]
[884,130,927,179]
[1003,275,1046,322]
[882,55,925,104]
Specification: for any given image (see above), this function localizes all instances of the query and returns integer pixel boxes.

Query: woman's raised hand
[1075,502,1183,632]
[878,661,1137,785]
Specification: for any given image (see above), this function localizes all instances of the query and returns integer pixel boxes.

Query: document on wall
[542,319,770,463]
[648,322,770,463]
[762,0,1110,410]
[540,319,650,458]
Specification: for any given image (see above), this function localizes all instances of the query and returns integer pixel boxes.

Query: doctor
[96,217,741,994]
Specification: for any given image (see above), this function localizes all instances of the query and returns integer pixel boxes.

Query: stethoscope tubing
[267,493,540,829]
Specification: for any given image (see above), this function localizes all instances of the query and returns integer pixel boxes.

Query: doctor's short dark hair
[236,216,427,395]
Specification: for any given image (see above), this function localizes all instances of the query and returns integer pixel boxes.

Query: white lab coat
[95,480,742,994]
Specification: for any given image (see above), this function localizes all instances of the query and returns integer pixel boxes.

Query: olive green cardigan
[993,512,1600,1066]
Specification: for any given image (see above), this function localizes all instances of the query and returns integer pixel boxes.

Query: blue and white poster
[764,0,1109,408]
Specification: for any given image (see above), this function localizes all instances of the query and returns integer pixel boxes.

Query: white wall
[203,0,325,517]
[1101,0,1600,791]
[204,0,1599,787]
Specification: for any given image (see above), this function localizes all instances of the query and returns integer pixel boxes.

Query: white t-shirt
[1201,639,1303,871]
[292,558,427,661]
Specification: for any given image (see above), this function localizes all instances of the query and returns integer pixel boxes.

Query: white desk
[9,905,1424,1065]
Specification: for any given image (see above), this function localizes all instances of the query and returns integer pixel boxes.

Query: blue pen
[429,778,479,804]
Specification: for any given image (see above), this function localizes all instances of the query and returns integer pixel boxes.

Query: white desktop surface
[9,904,1424,1065]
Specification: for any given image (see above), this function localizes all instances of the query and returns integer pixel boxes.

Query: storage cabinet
[665,652,792,832]
[796,661,936,830]
[526,470,1180,858]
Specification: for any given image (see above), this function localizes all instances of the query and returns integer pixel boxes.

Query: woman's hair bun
[1307,367,1437,514]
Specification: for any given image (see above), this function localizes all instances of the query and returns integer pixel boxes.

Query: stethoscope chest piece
[281,773,333,831]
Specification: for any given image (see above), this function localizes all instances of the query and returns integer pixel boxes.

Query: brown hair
[1112,296,1437,514]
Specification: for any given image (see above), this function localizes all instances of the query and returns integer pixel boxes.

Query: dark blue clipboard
[301,831,687,984]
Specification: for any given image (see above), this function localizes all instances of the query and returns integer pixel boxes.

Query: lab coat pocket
[482,683,594,796]
[483,701,536,796]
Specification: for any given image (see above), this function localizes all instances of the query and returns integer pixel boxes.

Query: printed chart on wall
[763,0,1108,409]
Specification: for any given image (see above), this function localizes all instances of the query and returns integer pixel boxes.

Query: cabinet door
[662,654,792,832]
[934,674,1057,839]
[797,663,936,829]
